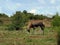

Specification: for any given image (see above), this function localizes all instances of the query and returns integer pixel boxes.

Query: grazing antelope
[27,20,45,35]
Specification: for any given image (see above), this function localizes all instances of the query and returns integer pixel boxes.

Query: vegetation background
[0,10,60,45]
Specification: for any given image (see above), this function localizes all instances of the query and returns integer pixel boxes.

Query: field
[0,27,57,45]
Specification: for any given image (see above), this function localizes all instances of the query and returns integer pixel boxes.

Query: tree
[23,10,27,14]
[52,13,60,27]
[9,11,26,30]
[52,12,59,19]
[0,13,8,18]
[23,10,29,22]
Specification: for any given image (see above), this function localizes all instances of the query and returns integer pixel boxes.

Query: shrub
[9,11,27,30]
[52,15,60,27]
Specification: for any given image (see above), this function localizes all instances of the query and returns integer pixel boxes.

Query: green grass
[0,27,57,45]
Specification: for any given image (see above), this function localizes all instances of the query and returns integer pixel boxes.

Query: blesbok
[27,20,45,35]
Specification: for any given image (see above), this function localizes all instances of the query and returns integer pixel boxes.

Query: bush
[52,13,60,45]
[9,11,27,30]
[52,15,60,27]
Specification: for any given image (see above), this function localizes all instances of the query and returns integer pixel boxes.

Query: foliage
[52,13,60,27]
[0,13,8,18]
[0,20,3,26]
[9,11,28,30]
[27,14,48,20]
[23,10,27,14]
[0,10,59,31]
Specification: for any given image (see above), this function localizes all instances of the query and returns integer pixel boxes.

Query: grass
[0,27,57,45]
